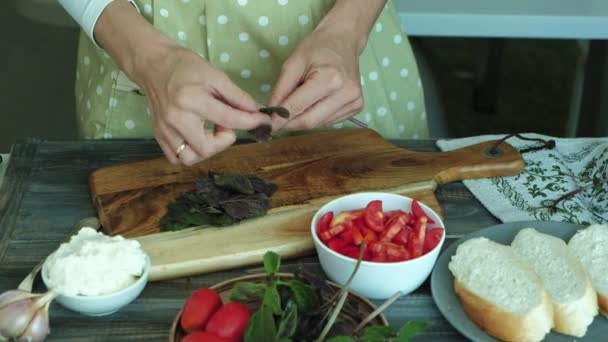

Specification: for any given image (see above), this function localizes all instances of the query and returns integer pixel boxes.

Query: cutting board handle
[429,140,524,185]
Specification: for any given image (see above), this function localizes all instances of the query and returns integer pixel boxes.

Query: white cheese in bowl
[43,227,147,296]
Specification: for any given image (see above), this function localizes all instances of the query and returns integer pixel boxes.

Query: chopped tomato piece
[331,211,358,227]
[319,223,346,241]
[364,200,384,232]
[317,211,333,235]
[340,228,354,244]
[361,228,378,243]
[384,210,411,224]
[408,216,428,258]
[411,200,435,224]
[341,246,360,259]
[328,238,346,253]
[392,228,410,246]
[423,228,444,254]
[351,227,364,245]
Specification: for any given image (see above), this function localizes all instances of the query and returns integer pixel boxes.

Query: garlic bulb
[0,290,56,341]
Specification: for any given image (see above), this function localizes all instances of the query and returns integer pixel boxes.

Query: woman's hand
[94,0,270,166]
[268,27,363,131]
[269,0,386,131]
[135,47,271,166]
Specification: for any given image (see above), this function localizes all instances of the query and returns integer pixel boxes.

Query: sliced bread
[568,224,608,318]
[449,237,553,342]
[511,228,598,337]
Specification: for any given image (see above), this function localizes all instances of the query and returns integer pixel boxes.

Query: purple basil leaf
[248,175,278,197]
[212,173,255,195]
[219,193,269,220]
[196,178,231,206]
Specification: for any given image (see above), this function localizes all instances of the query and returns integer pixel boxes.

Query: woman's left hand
[268,27,364,131]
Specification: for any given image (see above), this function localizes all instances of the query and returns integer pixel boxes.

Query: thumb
[215,74,261,112]
[268,58,307,106]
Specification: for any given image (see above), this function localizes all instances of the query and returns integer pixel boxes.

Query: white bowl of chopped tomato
[311,192,445,300]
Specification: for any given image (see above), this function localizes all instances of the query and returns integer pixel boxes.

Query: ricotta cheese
[44,227,147,296]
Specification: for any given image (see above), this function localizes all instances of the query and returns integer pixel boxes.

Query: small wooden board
[89,129,524,280]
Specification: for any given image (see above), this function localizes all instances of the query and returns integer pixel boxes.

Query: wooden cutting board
[89,128,524,281]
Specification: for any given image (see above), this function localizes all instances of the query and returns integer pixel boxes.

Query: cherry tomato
[411,200,435,224]
[364,200,384,232]
[180,288,222,333]
[182,331,230,342]
[423,228,444,254]
[206,302,251,342]
[317,211,333,236]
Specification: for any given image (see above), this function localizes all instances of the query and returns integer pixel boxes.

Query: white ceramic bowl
[42,256,150,316]
[311,192,445,300]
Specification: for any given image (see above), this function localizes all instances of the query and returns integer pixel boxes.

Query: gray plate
[431,220,607,341]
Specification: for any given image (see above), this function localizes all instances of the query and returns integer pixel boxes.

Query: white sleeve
[57,0,140,47]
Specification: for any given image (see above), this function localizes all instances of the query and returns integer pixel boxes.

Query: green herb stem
[315,285,350,342]
[315,243,366,342]
[353,291,403,334]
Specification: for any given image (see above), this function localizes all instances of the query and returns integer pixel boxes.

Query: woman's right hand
[133,46,271,165]
[94,0,270,166]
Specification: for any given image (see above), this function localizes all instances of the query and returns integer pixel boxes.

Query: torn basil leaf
[220,193,269,220]
[212,172,255,194]
[159,171,278,231]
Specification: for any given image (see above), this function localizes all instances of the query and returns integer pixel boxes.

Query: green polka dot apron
[74,0,428,140]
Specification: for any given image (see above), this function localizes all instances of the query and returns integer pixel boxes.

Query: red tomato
[411,200,435,224]
[362,228,378,243]
[364,200,384,232]
[317,211,333,236]
[206,302,251,342]
[182,331,230,342]
[423,228,444,254]
[180,288,222,333]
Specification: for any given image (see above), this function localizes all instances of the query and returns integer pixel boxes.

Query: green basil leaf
[362,325,394,342]
[244,304,277,342]
[263,251,281,274]
[264,285,283,316]
[325,337,355,342]
[230,282,266,303]
[397,321,429,342]
[280,279,320,314]
[276,300,298,339]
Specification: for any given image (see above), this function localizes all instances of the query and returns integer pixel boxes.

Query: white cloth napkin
[436,133,608,225]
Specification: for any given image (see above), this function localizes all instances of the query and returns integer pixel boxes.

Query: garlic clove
[0,290,37,310]
[0,299,37,338]
[17,302,50,342]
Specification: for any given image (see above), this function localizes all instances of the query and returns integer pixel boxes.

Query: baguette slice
[568,224,608,318]
[449,237,553,342]
[511,228,598,337]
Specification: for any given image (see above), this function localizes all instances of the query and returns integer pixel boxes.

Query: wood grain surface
[0,138,506,341]
[90,129,523,238]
